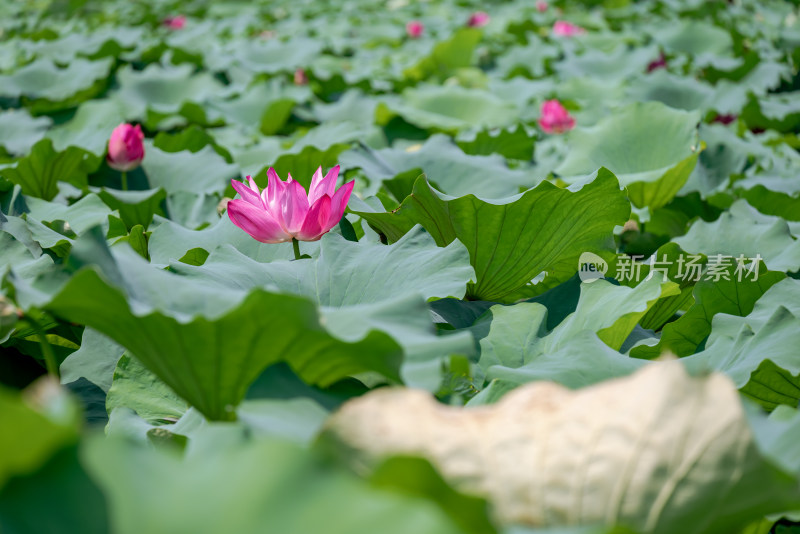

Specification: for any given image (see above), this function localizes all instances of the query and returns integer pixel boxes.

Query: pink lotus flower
[294,68,308,85]
[107,123,145,172]
[647,53,668,72]
[467,11,490,28]
[228,166,354,244]
[406,20,424,38]
[536,1,548,12]
[552,20,585,37]
[538,100,575,134]
[163,15,186,29]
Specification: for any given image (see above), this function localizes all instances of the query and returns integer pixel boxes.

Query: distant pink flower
[294,68,308,85]
[107,124,145,172]
[713,113,737,125]
[647,54,667,72]
[163,16,186,30]
[552,20,584,37]
[228,166,354,243]
[536,1,548,12]
[467,11,490,27]
[538,100,575,134]
[406,21,424,38]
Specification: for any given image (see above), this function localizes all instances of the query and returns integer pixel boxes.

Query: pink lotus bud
[647,53,668,72]
[538,100,575,134]
[107,123,145,172]
[406,21,424,38]
[228,166,355,244]
[552,20,585,37]
[467,11,490,28]
[163,15,186,30]
[294,68,308,85]
[713,113,737,125]
[536,1,548,12]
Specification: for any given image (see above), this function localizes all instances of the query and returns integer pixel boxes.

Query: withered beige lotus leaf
[322,362,800,534]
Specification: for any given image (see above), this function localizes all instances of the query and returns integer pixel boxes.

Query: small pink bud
[647,54,668,72]
[467,11,490,28]
[107,124,145,172]
[538,100,575,134]
[406,20,424,38]
[552,20,585,37]
[163,15,186,30]
[536,1,548,12]
[294,68,308,85]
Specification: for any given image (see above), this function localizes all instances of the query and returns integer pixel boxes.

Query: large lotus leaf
[308,89,380,126]
[0,380,79,490]
[206,79,310,131]
[208,36,324,74]
[0,109,52,157]
[555,45,656,82]
[488,78,555,112]
[170,226,474,306]
[323,362,800,533]
[147,215,314,266]
[19,25,143,63]
[748,404,800,476]
[683,278,800,410]
[46,99,126,156]
[318,294,476,392]
[674,200,800,273]
[0,139,97,201]
[736,177,800,222]
[711,59,792,115]
[83,433,469,534]
[350,169,630,301]
[1,212,73,258]
[0,58,112,107]
[141,142,240,196]
[403,28,482,81]
[478,277,675,383]
[25,194,113,236]
[339,135,532,198]
[494,35,559,78]
[14,232,404,421]
[555,102,701,210]
[113,64,224,119]
[626,70,715,112]
[168,228,475,391]
[106,355,188,424]
[456,125,537,161]
[60,328,124,393]
[681,123,753,196]
[631,262,785,359]
[95,188,166,230]
[377,85,519,133]
[742,91,800,133]
[652,20,733,56]
[0,211,55,286]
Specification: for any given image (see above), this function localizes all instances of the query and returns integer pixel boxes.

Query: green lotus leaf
[351,168,630,301]
[14,230,404,421]
[555,102,701,210]
[377,85,518,133]
[340,134,532,198]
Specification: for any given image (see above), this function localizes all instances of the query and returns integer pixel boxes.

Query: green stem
[121,171,128,191]
[292,238,301,260]
[27,316,59,378]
